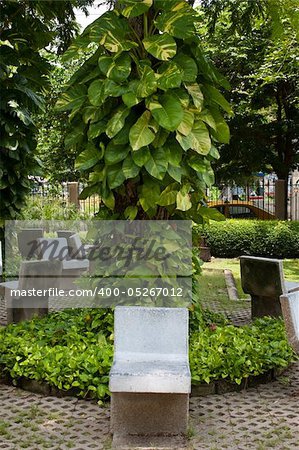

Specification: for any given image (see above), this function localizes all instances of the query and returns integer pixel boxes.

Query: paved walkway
[0,361,298,450]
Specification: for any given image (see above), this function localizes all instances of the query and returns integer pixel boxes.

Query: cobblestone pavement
[0,361,298,450]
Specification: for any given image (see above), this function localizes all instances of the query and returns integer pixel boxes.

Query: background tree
[0,0,94,275]
[198,0,299,197]
[58,0,231,222]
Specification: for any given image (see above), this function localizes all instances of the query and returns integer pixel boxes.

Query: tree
[0,1,96,225]
[198,1,299,196]
[0,0,94,275]
[57,0,231,222]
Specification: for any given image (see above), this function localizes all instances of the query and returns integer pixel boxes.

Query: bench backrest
[18,228,44,259]
[280,291,299,354]
[240,256,286,297]
[36,237,70,261]
[114,307,188,360]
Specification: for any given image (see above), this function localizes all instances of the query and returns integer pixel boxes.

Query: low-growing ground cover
[0,307,296,402]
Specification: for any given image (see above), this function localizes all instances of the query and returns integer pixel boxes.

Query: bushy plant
[57,0,231,221]
[21,197,91,220]
[0,308,295,401]
[199,220,299,258]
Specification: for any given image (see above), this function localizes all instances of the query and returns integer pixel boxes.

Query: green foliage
[0,0,93,229]
[0,309,114,401]
[58,0,231,221]
[190,317,295,385]
[198,1,299,183]
[200,220,299,258]
[21,197,90,220]
[0,309,295,399]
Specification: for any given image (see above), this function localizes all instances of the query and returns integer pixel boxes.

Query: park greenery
[0,0,298,402]
[56,0,231,221]
[198,219,299,258]
[0,308,295,401]
[0,0,94,239]
[200,0,299,185]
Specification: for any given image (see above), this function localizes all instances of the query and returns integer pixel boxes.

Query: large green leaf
[90,12,137,53]
[89,11,129,41]
[120,0,153,18]
[185,83,204,110]
[129,111,155,150]
[139,180,160,211]
[101,186,115,210]
[98,53,131,83]
[188,155,207,172]
[210,107,230,143]
[124,206,138,220]
[158,183,179,206]
[168,164,182,182]
[164,139,182,166]
[143,34,177,61]
[157,62,183,90]
[87,120,107,140]
[174,54,198,82]
[136,65,157,98]
[106,106,130,138]
[202,84,233,115]
[176,120,211,155]
[122,92,141,107]
[105,80,127,97]
[148,94,184,131]
[144,148,168,180]
[152,128,169,148]
[176,190,192,211]
[122,155,140,178]
[107,163,126,189]
[56,85,87,111]
[105,143,129,165]
[132,146,151,166]
[155,5,195,39]
[177,110,194,136]
[75,143,103,171]
[197,109,217,130]
[88,79,106,106]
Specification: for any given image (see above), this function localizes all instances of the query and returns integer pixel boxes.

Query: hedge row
[201,220,299,258]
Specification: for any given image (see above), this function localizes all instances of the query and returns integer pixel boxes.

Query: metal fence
[28,179,101,216]
[28,175,299,221]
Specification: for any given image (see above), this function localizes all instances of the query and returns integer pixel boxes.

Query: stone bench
[240,256,299,319]
[36,237,89,289]
[0,260,62,323]
[109,306,191,449]
[280,291,299,354]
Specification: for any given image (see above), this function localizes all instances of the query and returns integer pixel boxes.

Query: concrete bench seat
[109,306,191,448]
[110,359,191,394]
[280,291,299,354]
[240,256,299,319]
[285,281,299,293]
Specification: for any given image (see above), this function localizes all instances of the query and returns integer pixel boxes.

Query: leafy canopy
[58,0,231,222]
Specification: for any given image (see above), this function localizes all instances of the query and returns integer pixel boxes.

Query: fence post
[275,179,287,220]
[67,182,79,208]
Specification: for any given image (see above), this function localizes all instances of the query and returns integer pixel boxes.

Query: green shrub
[200,220,299,258]
[21,197,91,220]
[0,308,295,401]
